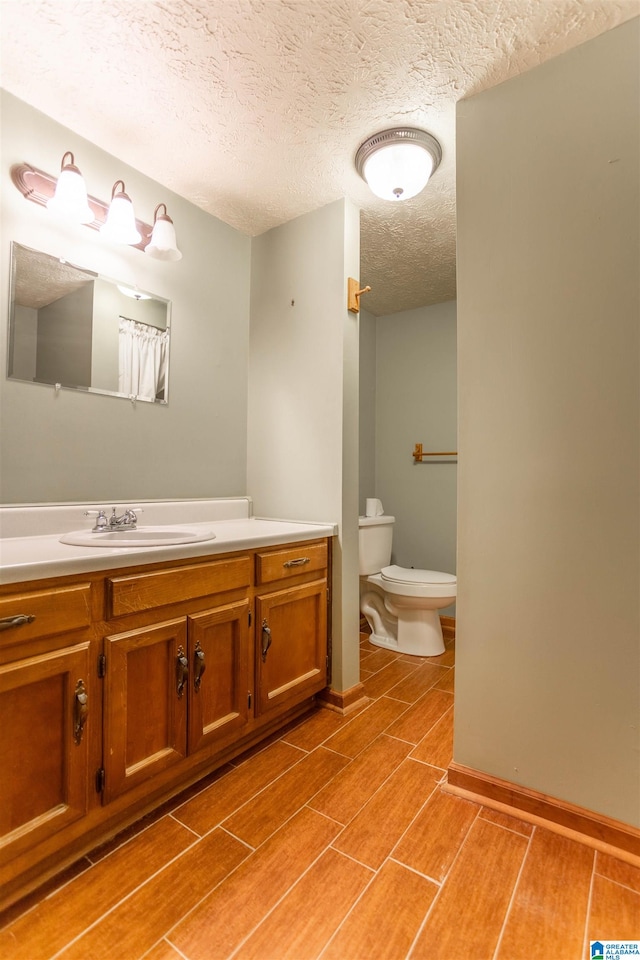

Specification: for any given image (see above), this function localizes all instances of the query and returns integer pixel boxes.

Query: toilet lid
[381,565,456,586]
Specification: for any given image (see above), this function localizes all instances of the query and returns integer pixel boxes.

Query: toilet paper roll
[365,498,384,517]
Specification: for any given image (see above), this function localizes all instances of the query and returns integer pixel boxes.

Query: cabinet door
[0,643,90,865]
[103,619,187,803]
[256,580,327,716]
[187,599,251,754]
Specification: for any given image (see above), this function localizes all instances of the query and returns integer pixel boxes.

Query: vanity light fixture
[100,180,141,245]
[11,159,183,260]
[46,152,94,223]
[145,203,182,261]
[355,127,442,201]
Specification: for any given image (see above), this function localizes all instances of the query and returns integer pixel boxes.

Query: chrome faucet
[108,507,140,528]
[84,507,142,532]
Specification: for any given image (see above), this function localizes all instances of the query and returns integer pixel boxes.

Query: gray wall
[358,307,376,516]
[375,300,457,581]
[455,19,639,825]
[248,199,361,694]
[36,283,94,387]
[91,278,122,394]
[0,91,251,503]
[9,305,37,381]
[358,300,457,599]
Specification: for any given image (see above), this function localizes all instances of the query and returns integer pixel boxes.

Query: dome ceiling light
[355,127,442,202]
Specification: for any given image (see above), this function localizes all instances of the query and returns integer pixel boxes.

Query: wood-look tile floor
[1,633,638,960]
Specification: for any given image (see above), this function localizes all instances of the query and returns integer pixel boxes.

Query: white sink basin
[60,526,217,548]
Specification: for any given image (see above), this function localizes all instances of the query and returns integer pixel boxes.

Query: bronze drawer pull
[176,645,189,698]
[73,679,88,745]
[283,557,310,568]
[193,640,206,691]
[0,614,36,631]
[261,620,272,662]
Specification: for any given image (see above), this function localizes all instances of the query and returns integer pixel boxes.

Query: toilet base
[368,632,398,653]
[369,607,446,658]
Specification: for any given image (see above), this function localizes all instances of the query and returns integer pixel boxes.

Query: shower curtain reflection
[118,316,168,402]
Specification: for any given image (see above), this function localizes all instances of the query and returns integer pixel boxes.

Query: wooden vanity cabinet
[0,536,330,910]
[103,617,189,802]
[187,599,251,754]
[0,583,95,867]
[101,543,328,801]
[103,600,252,803]
[255,541,329,715]
[102,556,252,803]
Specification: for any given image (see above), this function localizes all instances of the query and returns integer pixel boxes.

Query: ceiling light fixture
[46,151,94,223]
[100,180,141,245]
[145,203,182,261]
[355,127,442,202]
[117,285,152,300]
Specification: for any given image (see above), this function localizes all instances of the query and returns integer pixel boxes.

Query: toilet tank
[359,515,394,575]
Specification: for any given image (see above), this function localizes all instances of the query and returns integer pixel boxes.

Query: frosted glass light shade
[145,204,182,261]
[355,128,442,202]
[100,181,141,245]
[117,285,151,300]
[47,153,94,223]
[363,142,433,201]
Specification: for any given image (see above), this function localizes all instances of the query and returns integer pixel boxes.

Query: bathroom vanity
[0,499,335,910]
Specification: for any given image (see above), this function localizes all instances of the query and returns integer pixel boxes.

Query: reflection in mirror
[8,242,171,403]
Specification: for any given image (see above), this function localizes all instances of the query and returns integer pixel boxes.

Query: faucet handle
[84,509,109,531]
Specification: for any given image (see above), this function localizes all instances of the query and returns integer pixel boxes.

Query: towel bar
[413,442,457,463]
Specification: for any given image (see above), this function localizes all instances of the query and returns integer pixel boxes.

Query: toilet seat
[381,565,456,587]
[369,565,456,600]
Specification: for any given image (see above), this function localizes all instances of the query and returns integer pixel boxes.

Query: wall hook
[347,277,372,313]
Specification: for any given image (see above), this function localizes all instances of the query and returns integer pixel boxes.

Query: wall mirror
[7,242,171,403]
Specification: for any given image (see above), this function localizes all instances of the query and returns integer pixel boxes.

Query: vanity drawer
[256,541,328,585]
[107,556,251,618]
[0,583,92,644]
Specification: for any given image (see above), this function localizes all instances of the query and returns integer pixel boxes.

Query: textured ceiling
[1,0,637,316]
[13,246,94,310]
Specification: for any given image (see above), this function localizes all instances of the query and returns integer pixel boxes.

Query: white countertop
[0,500,336,585]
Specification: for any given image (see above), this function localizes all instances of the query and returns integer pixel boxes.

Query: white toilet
[359,514,456,657]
